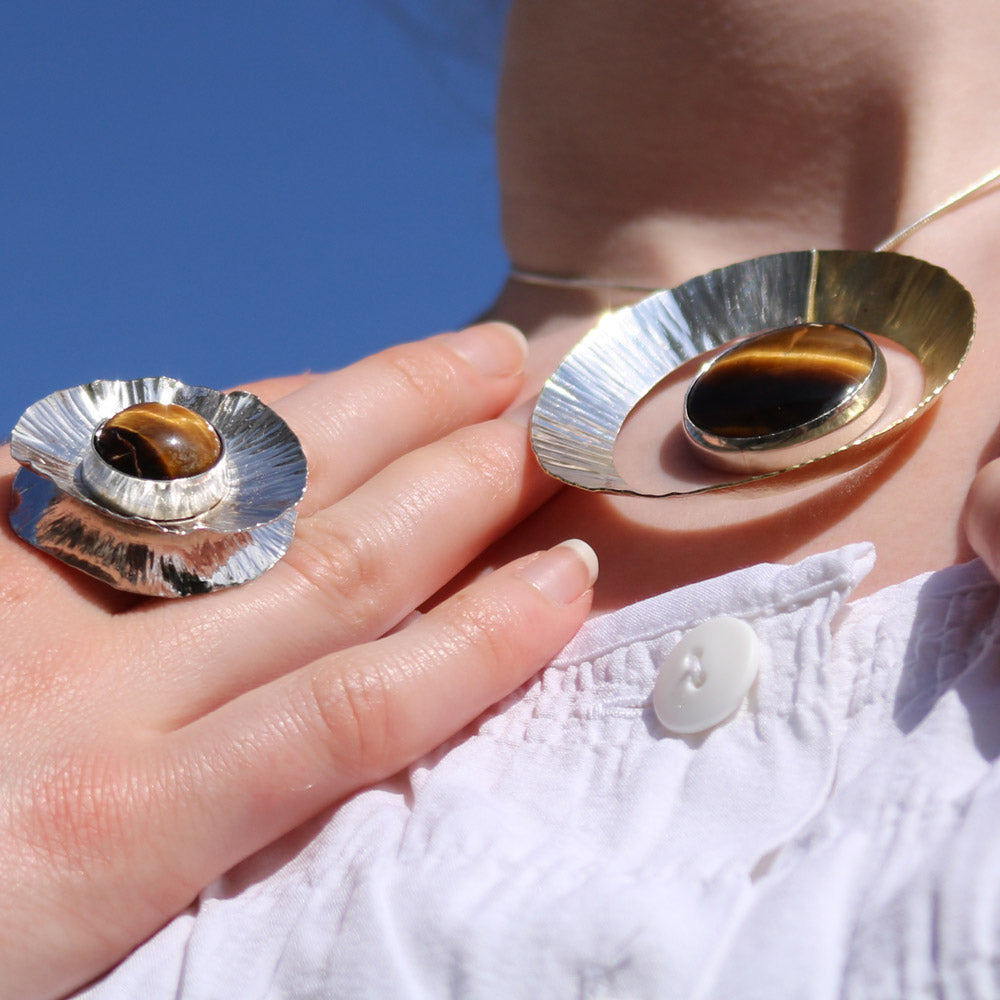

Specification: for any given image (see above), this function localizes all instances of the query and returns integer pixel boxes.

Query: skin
[0,323,595,999]
[6,0,1000,994]
[484,0,1000,609]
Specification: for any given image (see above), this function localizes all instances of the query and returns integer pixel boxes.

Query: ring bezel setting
[81,411,231,521]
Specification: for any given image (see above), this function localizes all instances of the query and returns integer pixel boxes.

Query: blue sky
[1,3,508,433]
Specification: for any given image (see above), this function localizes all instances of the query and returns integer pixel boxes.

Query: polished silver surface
[10,468,298,597]
[80,436,230,520]
[530,250,975,497]
[9,377,308,596]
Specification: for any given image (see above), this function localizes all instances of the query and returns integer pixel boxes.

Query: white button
[653,617,760,734]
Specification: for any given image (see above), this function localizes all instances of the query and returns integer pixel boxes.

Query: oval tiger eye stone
[94,402,223,480]
[685,323,876,441]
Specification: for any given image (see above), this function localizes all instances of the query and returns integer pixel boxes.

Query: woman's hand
[0,322,597,1000]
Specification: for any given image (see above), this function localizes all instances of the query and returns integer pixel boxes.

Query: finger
[162,540,597,882]
[965,457,1000,579]
[125,409,562,724]
[270,322,528,515]
[232,372,318,402]
[0,323,524,612]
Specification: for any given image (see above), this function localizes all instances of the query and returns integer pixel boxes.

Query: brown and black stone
[685,323,875,441]
[94,402,223,479]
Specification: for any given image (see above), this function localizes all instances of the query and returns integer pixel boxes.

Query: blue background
[1,3,508,433]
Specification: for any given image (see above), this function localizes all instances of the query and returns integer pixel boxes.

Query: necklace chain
[509,166,1000,293]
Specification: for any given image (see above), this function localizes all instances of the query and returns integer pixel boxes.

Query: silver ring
[9,377,308,597]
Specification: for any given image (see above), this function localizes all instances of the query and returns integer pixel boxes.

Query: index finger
[268,322,528,515]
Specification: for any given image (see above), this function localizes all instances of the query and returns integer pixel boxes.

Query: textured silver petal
[8,377,308,595]
[530,250,975,497]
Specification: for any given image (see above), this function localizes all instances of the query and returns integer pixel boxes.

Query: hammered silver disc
[529,250,974,497]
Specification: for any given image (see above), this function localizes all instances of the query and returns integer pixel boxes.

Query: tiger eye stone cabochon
[94,402,223,480]
[685,323,881,444]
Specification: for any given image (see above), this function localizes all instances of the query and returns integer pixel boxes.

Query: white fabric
[78,544,1000,999]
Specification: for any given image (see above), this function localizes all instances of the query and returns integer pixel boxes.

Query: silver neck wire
[508,165,1000,293]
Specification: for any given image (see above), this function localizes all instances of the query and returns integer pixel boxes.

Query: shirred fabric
[76,545,1000,999]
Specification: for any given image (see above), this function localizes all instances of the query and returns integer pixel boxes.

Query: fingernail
[442,322,528,378]
[518,539,599,605]
[503,396,537,427]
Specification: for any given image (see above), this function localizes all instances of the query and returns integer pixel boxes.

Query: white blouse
[78,544,1000,999]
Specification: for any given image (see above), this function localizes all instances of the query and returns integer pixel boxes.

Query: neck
[480,0,1000,608]
[497,0,1000,291]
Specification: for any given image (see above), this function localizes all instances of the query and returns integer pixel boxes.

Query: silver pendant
[529,250,974,497]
